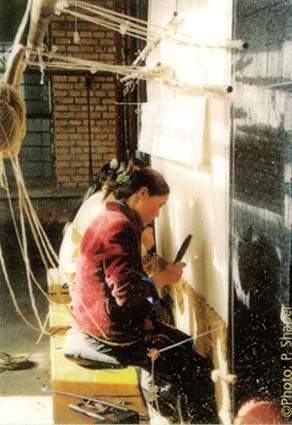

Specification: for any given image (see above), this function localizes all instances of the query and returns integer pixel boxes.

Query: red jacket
[72,201,157,342]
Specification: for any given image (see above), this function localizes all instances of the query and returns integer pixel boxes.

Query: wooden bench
[47,268,148,424]
[47,267,71,331]
[48,266,229,423]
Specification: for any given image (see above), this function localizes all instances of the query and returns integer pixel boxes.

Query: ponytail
[115,167,170,200]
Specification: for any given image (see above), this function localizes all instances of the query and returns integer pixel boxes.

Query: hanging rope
[0,244,43,332]
[2,164,56,302]
[0,313,50,372]
[0,158,80,340]
[54,0,245,94]
[73,0,80,44]
[11,157,59,268]
[58,1,248,51]
[27,48,232,95]
[0,155,122,341]
[0,163,54,333]
[18,183,45,331]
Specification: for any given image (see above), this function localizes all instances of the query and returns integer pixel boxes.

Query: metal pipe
[42,387,148,419]
[68,403,106,421]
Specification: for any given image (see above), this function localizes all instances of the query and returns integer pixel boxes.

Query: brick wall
[50,0,119,188]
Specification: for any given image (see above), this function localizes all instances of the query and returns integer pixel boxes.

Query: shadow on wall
[233,227,282,409]
[234,121,288,215]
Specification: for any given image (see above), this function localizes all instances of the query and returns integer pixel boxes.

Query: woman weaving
[65,166,218,423]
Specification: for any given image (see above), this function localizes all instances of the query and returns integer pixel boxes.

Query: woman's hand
[153,262,186,289]
[147,347,160,362]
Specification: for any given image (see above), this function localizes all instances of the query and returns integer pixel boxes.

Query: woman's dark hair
[67,157,147,223]
[67,159,118,223]
[115,167,170,200]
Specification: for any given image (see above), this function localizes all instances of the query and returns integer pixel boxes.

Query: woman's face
[135,188,169,227]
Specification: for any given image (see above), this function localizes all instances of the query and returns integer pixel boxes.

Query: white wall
[139,0,233,324]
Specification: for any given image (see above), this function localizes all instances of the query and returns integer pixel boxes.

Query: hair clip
[116,171,131,185]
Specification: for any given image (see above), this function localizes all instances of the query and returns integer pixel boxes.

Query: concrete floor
[0,221,64,424]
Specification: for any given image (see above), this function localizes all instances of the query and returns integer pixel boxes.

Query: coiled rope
[0,82,26,158]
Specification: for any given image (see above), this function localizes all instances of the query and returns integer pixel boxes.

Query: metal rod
[86,75,94,186]
[42,387,148,419]
[69,403,106,421]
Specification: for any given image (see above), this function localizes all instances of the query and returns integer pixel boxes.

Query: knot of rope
[38,48,46,85]
[0,352,36,372]
[119,21,130,35]
[211,369,237,384]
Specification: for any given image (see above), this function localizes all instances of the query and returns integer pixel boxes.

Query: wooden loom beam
[26,0,59,52]
[4,0,59,88]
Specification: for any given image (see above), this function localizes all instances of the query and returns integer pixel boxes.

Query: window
[0,0,55,188]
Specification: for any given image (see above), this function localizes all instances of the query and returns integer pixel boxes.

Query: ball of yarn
[0,82,26,157]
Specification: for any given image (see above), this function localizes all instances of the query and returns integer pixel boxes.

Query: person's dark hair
[116,157,146,176]
[115,167,170,200]
[103,157,146,199]
[67,159,119,223]
[94,158,120,187]
[67,157,146,223]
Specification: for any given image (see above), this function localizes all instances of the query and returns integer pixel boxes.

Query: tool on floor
[69,403,106,421]
[42,386,148,419]
[69,402,139,424]
[0,352,36,372]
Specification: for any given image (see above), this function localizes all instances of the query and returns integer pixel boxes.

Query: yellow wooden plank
[51,335,139,389]
[49,303,71,331]
[47,267,72,331]
[50,334,147,424]
[48,268,148,423]
[47,267,71,304]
